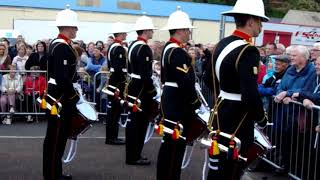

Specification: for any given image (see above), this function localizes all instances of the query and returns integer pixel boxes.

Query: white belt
[164,82,178,88]
[48,78,57,85]
[130,73,141,79]
[219,90,241,101]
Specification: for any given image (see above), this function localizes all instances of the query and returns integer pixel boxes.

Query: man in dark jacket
[203,0,268,179]
[43,6,79,180]
[258,54,290,96]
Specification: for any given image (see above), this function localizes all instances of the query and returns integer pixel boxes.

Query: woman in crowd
[25,41,48,71]
[25,44,33,57]
[0,43,12,72]
[12,44,28,72]
[188,47,202,80]
[0,65,23,124]
[85,46,106,77]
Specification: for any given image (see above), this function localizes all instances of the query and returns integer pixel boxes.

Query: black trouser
[125,111,149,162]
[105,98,121,140]
[207,152,245,180]
[105,76,126,141]
[43,110,71,180]
[157,134,186,180]
[207,99,253,180]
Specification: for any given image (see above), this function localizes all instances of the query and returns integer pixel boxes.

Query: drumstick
[314,133,319,149]
[195,84,209,107]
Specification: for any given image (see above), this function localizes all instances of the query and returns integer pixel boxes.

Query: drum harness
[125,41,159,144]
[200,40,268,179]
[102,43,130,127]
[152,43,202,169]
[119,41,148,128]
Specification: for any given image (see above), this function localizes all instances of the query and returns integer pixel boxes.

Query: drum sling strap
[207,40,251,162]
[123,41,147,112]
[156,44,184,140]
[40,38,78,116]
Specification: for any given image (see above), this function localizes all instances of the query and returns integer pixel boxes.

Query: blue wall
[0,0,233,21]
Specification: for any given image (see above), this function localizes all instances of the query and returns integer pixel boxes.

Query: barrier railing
[0,70,47,117]
[263,98,320,180]
[92,71,109,118]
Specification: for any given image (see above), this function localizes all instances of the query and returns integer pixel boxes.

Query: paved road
[0,120,287,180]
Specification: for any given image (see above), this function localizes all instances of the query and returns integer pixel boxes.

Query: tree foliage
[187,0,320,18]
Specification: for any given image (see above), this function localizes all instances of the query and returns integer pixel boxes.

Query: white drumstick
[314,133,319,149]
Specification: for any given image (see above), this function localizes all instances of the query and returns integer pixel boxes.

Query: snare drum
[246,126,273,164]
[185,104,210,142]
[69,102,98,139]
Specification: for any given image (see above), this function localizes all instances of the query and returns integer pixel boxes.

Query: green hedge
[188,0,320,18]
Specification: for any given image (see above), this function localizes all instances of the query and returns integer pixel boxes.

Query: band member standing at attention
[105,22,128,145]
[156,7,201,180]
[203,0,268,179]
[125,14,157,165]
[43,5,79,180]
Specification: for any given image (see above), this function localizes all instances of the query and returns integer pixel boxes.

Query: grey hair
[285,45,293,55]
[293,45,310,60]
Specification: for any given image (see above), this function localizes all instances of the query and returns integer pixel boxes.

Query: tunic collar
[232,30,253,44]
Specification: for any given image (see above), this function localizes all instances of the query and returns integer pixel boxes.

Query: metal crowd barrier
[0,68,110,123]
[92,71,109,118]
[0,70,47,123]
[262,98,320,180]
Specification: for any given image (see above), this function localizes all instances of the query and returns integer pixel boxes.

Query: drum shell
[246,142,265,165]
[69,113,90,139]
[245,127,272,165]
[185,117,208,143]
[146,100,160,122]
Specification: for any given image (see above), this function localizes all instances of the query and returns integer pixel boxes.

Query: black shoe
[58,174,72,180]
[126,158,151,166]
[140,155,148,160]
[105,138,125,145]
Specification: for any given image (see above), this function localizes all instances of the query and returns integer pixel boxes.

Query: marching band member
[43,5,79,180]
[156,7,201,180]
[204,0,268,179]
[105,22,128,145]
[125,14,157,165]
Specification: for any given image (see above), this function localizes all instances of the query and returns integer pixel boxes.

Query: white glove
[195,82,201,92]
[77,94,85,104]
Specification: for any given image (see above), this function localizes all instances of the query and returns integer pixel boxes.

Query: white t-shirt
[12,55,28,71]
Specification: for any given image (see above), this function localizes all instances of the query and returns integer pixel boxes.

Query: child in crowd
[77,67,92,101]
[96,66,109,122]
[24,66,46,122]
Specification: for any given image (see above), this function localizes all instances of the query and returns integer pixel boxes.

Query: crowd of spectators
[0,35,215,125]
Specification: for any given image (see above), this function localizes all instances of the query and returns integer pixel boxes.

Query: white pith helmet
[110,22,130,34]
[161,6,195,30]
[222,0,269,22]
[55,4,79,27]
[132,12,156,31]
